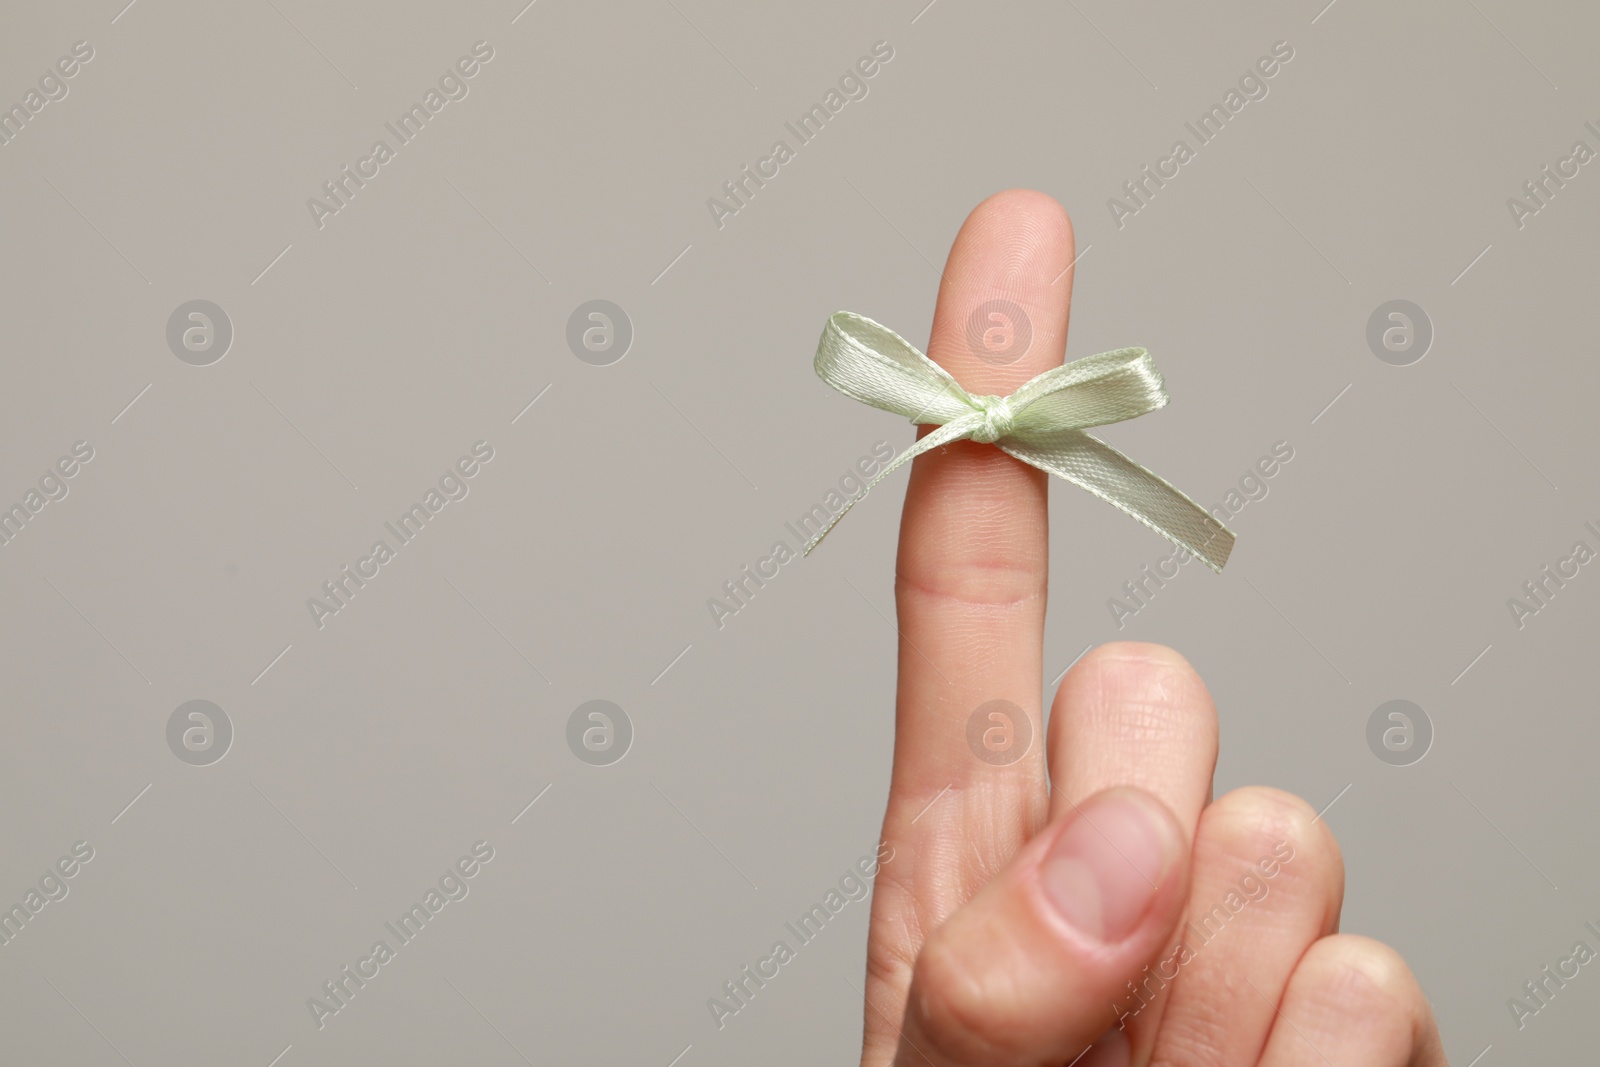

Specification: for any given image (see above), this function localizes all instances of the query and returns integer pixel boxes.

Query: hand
[857,190,1448,1067]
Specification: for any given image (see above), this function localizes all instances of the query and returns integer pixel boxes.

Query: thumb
[892,786,1190,1067]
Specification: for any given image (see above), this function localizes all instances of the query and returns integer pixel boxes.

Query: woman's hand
[858,189,1448,1067]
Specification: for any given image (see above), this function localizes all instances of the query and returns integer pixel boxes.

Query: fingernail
[1039,788,1177,944]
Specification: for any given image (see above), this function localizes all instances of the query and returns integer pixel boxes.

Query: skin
[857,189,1450,1067]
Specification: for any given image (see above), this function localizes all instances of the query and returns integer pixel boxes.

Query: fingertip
[960,188,1075,253]
[1052,641,1214,731]
[927,188,1077,391]
[1046,643,1219,821]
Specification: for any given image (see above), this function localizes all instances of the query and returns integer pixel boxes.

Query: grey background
[0,0,1594,1063]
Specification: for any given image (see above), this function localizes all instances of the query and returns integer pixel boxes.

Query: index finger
[885,188,1077,869]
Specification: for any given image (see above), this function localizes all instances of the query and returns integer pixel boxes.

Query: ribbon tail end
[1192,523,1235,574]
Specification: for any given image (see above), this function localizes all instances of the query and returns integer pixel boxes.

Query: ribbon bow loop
[806,311,1235,572]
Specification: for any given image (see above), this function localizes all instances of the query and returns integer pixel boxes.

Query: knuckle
[860,860,935,1001]
[895,545,1047,611]
[906,921,1025,1063]
[864,931,919,1001]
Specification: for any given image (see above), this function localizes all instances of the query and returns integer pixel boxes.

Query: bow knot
[968,394,1015,443]
[805,311,1236,572]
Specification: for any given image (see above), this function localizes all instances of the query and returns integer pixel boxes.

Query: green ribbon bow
[804,311,1235,572]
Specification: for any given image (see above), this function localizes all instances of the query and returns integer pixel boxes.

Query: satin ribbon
[804,311,1235,572]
